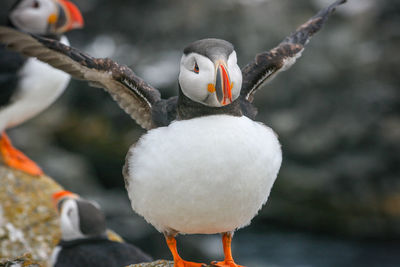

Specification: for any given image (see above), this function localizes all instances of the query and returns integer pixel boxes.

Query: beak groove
[215,66,224,103]
[214,63,232,106]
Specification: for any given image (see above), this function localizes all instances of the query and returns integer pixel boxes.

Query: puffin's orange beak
[49,0,84,33]
[60,0,84,30]
[52,190,79,211]
[208,62,232,106]
[219,64,233,105]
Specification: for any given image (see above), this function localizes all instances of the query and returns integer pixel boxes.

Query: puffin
[0,0,83,176]
[49,190,153,267]
[0,1,346,266]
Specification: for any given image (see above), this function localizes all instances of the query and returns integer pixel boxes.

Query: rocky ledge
[0,164,186,267]
[0,164,62,264]
[127,260,214,267]
[0,253,42,267]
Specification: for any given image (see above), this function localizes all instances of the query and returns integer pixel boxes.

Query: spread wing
[0,26,161,130]
[241,0,346,102]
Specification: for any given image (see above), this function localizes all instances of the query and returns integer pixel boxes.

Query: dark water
[82,188,400,267]
[112,210,400,267]
[125,225,400,266]
[233,229,400,267]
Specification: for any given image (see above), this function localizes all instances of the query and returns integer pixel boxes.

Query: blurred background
[1,0,400,266]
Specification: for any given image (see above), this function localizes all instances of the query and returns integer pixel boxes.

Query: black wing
[241,0,346,102]
[0,44,26,108]
[0,26,162,130]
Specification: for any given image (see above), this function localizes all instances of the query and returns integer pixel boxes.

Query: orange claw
[0,132,43,176]
[211,232,245,267]
[165,235,207,267]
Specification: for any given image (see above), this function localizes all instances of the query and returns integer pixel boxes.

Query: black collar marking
[176,86,242,120]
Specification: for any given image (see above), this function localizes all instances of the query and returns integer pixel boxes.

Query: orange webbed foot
[211,232,246,267]
[164,233,207,267]
[0,132,43,176]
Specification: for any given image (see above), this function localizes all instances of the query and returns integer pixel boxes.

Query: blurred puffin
[49,190,152,267]
[0,1,346,266]
[0,0,83,176]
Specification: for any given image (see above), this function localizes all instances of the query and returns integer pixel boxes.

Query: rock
[0,163,137,266]
[127,260,173,267]
[0,253,42,267]
[127,260,213,267]
[0,164,62,264]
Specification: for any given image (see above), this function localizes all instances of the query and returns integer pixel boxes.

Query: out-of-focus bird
[0,1,346,266]
[0,0,83,176]
[49,190,153,267]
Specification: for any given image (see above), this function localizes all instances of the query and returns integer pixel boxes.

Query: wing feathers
[284,0,346,45]
[0,26,161,130]
[241,0,346,102]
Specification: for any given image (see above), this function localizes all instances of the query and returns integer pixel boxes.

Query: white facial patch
[59,199,85,241]
[179,52,216,105]
[9,0,57,35]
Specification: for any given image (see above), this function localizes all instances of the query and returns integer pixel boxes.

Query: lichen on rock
[126,260,174,267]
[0,253,42,267]
[0,164,62,264]
[0,163,155,266]
[127,260,213,267]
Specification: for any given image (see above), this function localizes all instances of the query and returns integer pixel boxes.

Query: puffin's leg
[0,131,43,176]
[211,232,245,267]
[164,232,206,267]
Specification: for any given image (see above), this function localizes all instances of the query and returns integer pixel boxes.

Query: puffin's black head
[179,38,242,107]
[8,0,84,36]
[53,191,106,241]
[183,39,234,62]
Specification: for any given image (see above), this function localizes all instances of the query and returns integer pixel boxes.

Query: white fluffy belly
[0,37,70,131]
[125,115,282,234]
[1,58,70,130]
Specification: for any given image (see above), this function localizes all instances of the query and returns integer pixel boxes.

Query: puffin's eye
[32,0,40,8]
[193,62,199,74]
